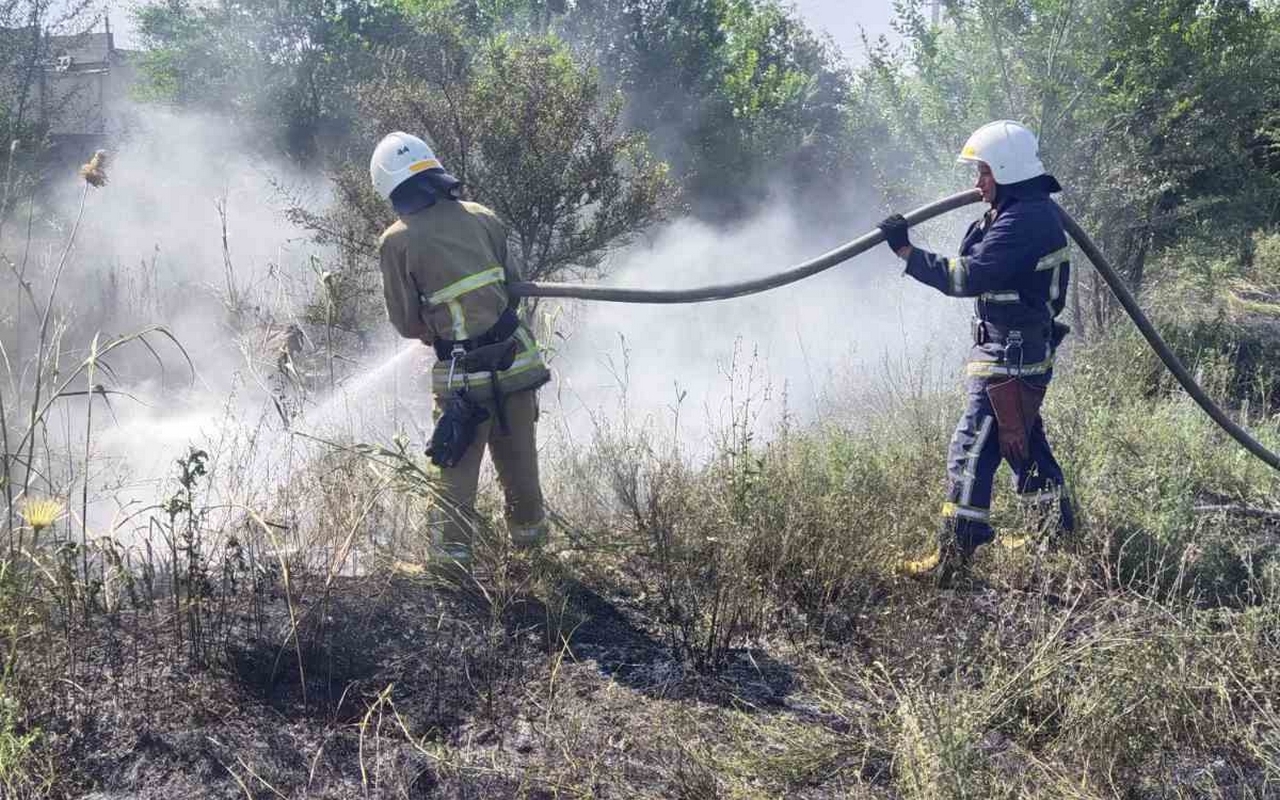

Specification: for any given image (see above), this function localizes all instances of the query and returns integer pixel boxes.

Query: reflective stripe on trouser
[430,388,545,547]
[944,373,1064,549]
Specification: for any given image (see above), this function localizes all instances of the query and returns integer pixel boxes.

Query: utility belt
[966,319,1072,379]
[426,309,522,469]
[433,307,519,362]
[971,319,1052,348]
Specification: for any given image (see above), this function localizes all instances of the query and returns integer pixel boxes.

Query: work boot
[902,513,990,586]
[1002,485,1074,550]
[1058,490,1076,535]
[509,518,549,551]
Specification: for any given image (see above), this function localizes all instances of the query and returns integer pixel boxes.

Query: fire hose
[510,188,1280,472]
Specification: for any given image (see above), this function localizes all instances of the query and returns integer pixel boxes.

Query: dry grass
[2,166,1280,799]
[3,317,1279,797]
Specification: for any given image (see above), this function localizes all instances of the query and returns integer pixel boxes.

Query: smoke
[30,107,427,534]
[18,100,981,540]
[547,192,971,454]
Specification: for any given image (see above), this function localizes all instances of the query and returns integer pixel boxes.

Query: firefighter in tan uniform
[371,131,551,567]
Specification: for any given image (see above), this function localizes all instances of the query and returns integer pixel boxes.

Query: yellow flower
[20,498,65,532]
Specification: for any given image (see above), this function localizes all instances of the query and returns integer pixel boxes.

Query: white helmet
[957,120,1047,185]
[370,131,444,200]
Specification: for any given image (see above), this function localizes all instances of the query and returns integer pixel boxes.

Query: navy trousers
[943,372,1070,548]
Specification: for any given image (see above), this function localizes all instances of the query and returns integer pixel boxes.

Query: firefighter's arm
[496,221,530,315]
[902,247,963,295]
[498,222,526,286]
[904,215,1033,297]
[378,239,432,341]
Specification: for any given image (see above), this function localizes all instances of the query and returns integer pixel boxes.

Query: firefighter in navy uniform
[879,120,1076,583]
[371,131,552,569]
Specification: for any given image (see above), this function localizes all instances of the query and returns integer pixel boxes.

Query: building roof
[0,27,118,70]
[47,31,116,71]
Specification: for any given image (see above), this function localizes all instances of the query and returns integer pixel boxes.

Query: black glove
[878,214,911,252]
[426,391,490,468]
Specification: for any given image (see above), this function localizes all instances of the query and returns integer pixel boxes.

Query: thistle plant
[18,498,64,556]
[78,150,108,188]
[18,498,63,534]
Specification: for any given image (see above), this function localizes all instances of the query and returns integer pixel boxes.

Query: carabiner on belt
[1004,329,1025,376]
[446,344,467,391]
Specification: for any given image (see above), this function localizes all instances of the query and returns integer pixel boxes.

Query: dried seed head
[20,498,65,532]
[79,149,109,187]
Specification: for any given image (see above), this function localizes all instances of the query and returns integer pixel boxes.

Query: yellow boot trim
[901,547,942,577]
[999,533,1034,550]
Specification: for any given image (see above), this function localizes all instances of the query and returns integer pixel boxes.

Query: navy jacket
[905,178,1070,377]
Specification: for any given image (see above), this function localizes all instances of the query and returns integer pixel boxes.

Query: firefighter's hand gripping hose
[509,188,1280,472]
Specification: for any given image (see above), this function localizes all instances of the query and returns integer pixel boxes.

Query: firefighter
[371,131,551,568]
[878,120,1075,583]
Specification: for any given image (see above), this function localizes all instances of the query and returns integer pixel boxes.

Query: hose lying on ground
[510,188,1280,472]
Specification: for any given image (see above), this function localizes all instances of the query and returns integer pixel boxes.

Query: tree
[560,0,855,220]
[290,33,673,296]
[0,0,99,209]
[133,0,860,220]
[134,0,401,160]
[848,0,1280,333]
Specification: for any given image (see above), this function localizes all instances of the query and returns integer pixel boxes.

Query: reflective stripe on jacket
[904,179,1070,374]
[378,200,551,400]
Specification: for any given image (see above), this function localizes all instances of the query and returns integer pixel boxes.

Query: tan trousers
[432,388,545,546]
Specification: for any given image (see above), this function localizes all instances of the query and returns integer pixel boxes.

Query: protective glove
[878,214,912,253]
[426,391,490,468]
[985,378,1046,464]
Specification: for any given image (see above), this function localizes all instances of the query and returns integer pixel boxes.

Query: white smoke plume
[546,193,971,455]
[20,100,980,541]
[30,107,426,535]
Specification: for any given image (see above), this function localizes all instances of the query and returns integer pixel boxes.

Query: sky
[101,0,902,58]
[789,0,899,62]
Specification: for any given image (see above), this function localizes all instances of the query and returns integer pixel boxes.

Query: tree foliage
[136,0,856,220]
[851,0,1280,330]
[135,0,401,159]
[134,0,1280,334]
[298,33,673,285]
[0,0,98,199]
[556,0,854,219]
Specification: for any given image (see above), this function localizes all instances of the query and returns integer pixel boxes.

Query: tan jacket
[378,200,549,400]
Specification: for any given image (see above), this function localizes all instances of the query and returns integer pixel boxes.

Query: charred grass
[3,325,1280,798]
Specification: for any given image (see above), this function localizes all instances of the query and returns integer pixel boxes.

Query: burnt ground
[38,554,813,800]
[20,548,1277,799]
